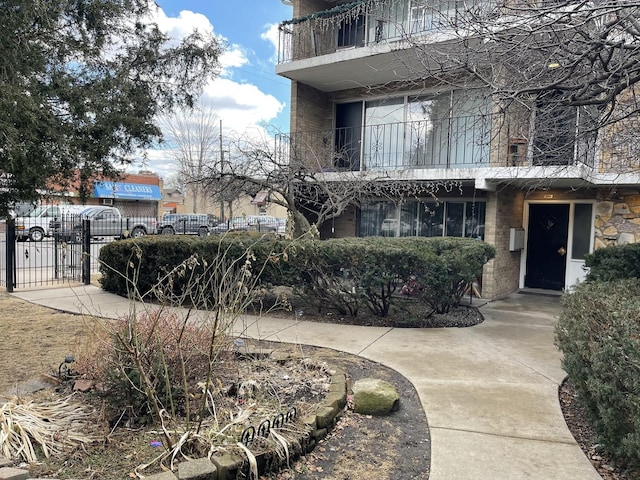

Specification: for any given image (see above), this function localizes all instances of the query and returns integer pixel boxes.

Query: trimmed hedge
[555,279,640,465]
[284,237,420,317]
[386,237,496,313]
[99,235,495,316]
[99,234,292,303]
[283,237,494,316]
[585,242,640,282]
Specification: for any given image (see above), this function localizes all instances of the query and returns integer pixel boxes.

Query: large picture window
[359,199,485,239]
[342,89,490,171]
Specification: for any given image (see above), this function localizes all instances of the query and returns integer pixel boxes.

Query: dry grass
[0,292,94,395]
[0,395,98,462]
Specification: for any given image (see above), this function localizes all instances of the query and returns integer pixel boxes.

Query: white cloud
[132,6,285,179]
[201,78,284,132]
[153,8,214,42]
[260,24,281,63]
[220,46,248,72]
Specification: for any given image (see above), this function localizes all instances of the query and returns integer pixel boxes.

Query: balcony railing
[278,0,496,64]
[275,115,595,172]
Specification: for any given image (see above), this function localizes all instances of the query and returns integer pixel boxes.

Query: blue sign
[94,181,162,200]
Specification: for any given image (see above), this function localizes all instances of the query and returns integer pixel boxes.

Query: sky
[138,0,294,179]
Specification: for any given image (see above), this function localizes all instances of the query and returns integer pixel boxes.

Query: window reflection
[359,199,485,240]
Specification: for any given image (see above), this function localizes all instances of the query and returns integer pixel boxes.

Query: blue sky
[141,1,294,178]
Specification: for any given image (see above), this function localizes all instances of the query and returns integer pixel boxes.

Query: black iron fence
[275,112,598,172]
[3,216,88,291]
[3,211,156,291]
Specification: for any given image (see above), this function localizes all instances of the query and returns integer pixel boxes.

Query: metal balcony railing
[275,115,595,172]
[278,0,496,64]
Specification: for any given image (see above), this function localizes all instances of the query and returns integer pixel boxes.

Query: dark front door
[525,204,570,290]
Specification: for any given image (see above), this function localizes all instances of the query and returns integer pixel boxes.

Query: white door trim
[519,199,596,291]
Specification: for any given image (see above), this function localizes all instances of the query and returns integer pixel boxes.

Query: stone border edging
[0,365,349,480]
[140,366,349,480]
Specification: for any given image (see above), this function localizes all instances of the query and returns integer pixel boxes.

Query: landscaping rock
[72,379,94,392]
[316,406,337,429]
[143,471,178,480]
[177,458,217,480]
[0,467,29,480]
[210,453,243,479]
[352,378,399,415]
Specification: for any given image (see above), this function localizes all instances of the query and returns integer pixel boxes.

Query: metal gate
[3,217,95,291]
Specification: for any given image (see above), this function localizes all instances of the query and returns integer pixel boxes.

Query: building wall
[293,0,326,17]
[319,205,358,238]
[228,194,288,220]
[482,188,525,299]
[290,82,333,133]
[595,189,640,248]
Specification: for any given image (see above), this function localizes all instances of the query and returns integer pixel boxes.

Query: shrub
[77,309,221,424]
[585,242,640,282]
[555,279,640,464]
[99,235,495,318]
[285,238,418,317]
[393,237,496,314]
[286,237,495,317]
[99,234,293,304]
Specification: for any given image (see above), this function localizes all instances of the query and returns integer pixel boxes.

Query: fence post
[6,218,15,292]
[53,217,59,280]
[82,219,91,285]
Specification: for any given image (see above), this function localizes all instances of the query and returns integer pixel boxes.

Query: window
[360,199,485,239]
[571,204,592,260]
[349,90,490,170]
[533,90,577,165]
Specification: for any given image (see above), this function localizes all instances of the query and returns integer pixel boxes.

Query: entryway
[525,204,569,290]
[523,202,594,291]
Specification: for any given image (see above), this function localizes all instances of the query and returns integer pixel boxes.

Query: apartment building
[275,0,640,299]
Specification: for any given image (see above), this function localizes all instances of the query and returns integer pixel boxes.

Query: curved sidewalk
[12,285,600,480]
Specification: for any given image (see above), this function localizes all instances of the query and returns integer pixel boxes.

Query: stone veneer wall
[482,188,525,300]
[595,191,640,248]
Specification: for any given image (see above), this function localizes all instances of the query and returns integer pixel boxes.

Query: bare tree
[397,0,640,166]
[284,1,640,172]
[160,107,220,213]
[201,130,460,235]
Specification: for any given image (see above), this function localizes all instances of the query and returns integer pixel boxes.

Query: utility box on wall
[509,228,525,251]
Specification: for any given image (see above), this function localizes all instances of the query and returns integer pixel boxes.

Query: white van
[14,205,89,242]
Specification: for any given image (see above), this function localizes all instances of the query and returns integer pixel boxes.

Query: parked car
[209,222,230,235]
[53,206,157,242]
[15,204,89,242]
[229,215,280,233]
[157,213,218,236]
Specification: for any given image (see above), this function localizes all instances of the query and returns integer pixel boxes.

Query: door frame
[519,200,596,291]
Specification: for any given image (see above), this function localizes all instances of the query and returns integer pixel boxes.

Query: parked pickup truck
[15,204,89,242]
[53,206,157,242]
[157,213,218,236]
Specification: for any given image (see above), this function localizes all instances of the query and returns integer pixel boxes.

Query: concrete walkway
[12,285,600,480]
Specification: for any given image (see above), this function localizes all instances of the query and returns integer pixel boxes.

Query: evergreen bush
[99,235,495,317]
[585,242,640,281]
[99,234,292,303]
[555,279,640,464]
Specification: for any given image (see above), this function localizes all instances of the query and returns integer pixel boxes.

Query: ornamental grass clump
[0,395,98,462]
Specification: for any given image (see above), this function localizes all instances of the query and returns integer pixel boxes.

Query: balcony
[275,115,595,178]
[276,0,495,91]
